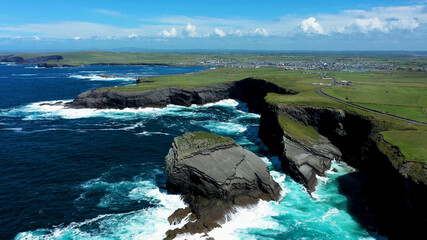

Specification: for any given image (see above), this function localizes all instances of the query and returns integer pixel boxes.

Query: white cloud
[33,36,40,40]
[252,28,269,36]
[0,4,425,41]
[301,17,325,34]
[128,32,138,38]
[352,16,419,33]
[318,5,425,34]
[0,21,144,39]
[93,9,122,17]
[233,30,244,36]
[183,23,197,37]
[160,28,177,37]
[73,36,81,40]
[214,28,226,37]
[355,17,387,32]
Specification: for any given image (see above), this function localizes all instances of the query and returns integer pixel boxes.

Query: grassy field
[323,71,427,123]
[6,51,426,166]
[382,130,427,164]
[7,51,427,68]
[107,67,426,165]
[109,68,348,109]
[15,51,206,65]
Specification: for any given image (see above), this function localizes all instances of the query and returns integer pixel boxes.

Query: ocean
[0,64,382,239]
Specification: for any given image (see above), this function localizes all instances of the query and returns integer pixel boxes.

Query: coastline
[67,77,427,239]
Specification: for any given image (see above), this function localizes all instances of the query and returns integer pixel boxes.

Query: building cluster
[191,58,399,72]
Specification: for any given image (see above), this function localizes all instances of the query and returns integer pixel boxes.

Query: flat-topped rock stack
[164,131,282,239]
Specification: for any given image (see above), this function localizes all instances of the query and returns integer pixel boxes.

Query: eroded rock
[164,131,281,239]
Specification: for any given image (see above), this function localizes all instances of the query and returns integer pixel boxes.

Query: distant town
[192,57,427,72]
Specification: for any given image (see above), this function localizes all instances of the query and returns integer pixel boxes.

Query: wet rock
[164,131,281,239]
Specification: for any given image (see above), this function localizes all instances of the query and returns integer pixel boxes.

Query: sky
[0,0,426,51]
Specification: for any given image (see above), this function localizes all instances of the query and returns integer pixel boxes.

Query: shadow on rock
[336,172,377,237]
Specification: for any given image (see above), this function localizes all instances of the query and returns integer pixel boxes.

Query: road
[315,88,427,126]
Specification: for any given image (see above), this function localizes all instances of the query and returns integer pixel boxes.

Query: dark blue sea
[0,64,381,239]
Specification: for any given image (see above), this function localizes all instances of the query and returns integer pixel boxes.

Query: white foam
[316,174,329,185]
[260,156,272,166]
[70,74,134,81]
[0,99,248,121]
[208,201,283,240]
[0,127,23,132]
[234,113,260,120]
[12,73,37,76]
[136,131,170,136]
[203,121,247,135]
[193,157,289,240]
[79,71,105,73]
[16,179,187,240]
[321,208,340,222]
[201,99,239,107]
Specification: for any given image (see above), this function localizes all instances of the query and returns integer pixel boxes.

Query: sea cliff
[68,77,426,239]
[164,131,281,239]
[258,103,427,238]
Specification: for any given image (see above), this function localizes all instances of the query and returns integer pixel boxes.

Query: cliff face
[164,132,281,239]
[67,83,234,109]
[68,78,426,239]
[0,55,63,64]
[258,104,427,239]
[66,77,296,109]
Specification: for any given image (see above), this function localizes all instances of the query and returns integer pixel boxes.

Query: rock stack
[164,131,281,239]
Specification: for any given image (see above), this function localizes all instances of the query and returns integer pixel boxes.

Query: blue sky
[0,0,426,51]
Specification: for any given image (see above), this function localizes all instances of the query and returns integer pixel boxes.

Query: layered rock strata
[164,131,282,239]
[66,78,295,110]
[68,77,426,239]
[258,104,427,239]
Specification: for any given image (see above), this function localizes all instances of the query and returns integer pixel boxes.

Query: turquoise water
[0,65,381,239]
[11,99,378,240]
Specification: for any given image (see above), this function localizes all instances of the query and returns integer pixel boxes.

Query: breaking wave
[69,74,135,81]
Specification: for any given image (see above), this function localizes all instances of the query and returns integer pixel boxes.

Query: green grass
[358,104,427,123]
[119,67,426,166]
[111,67,349,110]
[382,130,427,163]
[175,131,235,159]
[323,71,427,123]
[3,50,426,179]
[278,115,320,145]
[8,51,427,68]
[108,68,248,91]
[15,51,209,66]
[9,51,426,166]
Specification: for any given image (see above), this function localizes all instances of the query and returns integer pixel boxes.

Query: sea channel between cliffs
[68,77,427,239]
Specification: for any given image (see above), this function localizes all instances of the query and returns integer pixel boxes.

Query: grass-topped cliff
[67,62,426,238]
[107,67,427,172]
[174,131,236,160]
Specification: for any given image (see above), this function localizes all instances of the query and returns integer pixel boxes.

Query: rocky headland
[164,131,282,239]
[68,77,426,239]
[0,54,172,68]
[0,54,64,65]
[66,78,295,111]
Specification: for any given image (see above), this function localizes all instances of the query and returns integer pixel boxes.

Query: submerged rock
[164,131,281,239]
